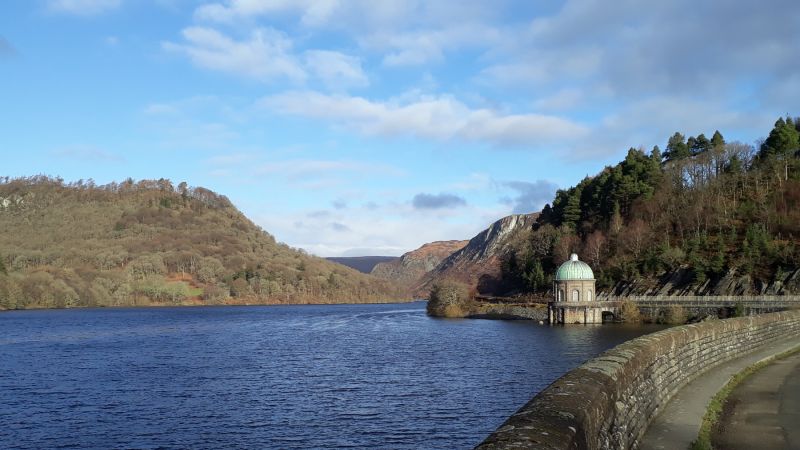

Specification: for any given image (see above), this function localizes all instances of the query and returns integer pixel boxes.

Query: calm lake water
[0,302,664,449]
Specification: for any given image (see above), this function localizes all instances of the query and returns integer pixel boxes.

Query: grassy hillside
[0,176,404,309]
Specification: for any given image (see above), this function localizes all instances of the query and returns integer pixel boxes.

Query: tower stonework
[549,253,601,324]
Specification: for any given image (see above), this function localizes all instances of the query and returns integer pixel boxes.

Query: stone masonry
[476,310,800,450]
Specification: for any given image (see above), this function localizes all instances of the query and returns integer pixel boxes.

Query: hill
[371,240,468,297]
[414,216,538,297]
[427,116,800,299]
[0,177,404,309]
[326,256,398,274]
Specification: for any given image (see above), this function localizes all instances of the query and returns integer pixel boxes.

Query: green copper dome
[555,254,595,281]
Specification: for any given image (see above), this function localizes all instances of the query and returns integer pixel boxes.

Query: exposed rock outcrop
[417,213,539,296]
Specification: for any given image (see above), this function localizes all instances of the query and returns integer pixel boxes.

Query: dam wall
[476,310,800,449]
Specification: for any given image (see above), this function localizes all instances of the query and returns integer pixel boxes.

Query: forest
[0,177,402,309]
[500,116,800,295]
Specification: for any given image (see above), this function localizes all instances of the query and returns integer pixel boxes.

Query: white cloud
[46,0,121,15]
[195,0,428,29]
[364,23,503,67]
[533,88,584,111]
[261,90,588,147]
[483,0,800,99]
[252,201,509,257]
[163,26,307,83]
[195,0,339,26]
[303,50,368,89]
[195,1,506,66]
[164,27,371,89]
[479,47,602,88]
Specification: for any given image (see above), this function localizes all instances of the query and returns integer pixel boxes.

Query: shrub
[202,284,229,304]
[0,275,22,309]
[619,300,642,323]
[427,280,471,318]
[229,277,251,297]
[128,254,166,279]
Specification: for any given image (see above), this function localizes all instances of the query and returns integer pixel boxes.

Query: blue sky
[1,0,798,256]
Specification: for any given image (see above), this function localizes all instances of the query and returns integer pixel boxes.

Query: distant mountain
[371,240,468,296]
[0,176,403,310]
[326,256,398,274]
[416,214,538,296]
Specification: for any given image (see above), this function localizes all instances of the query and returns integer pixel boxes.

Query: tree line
[501,116,800,295]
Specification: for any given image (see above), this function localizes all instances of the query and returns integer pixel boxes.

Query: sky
[1,0,798,257]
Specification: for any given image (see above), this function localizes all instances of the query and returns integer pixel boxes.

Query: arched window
[558,289,564,301]
[587,290,593,301]
[572,289,580,301]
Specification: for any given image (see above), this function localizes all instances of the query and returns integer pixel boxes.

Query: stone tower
[549,253,600,324]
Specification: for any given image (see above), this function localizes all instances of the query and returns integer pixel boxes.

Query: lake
[0,302,664,449]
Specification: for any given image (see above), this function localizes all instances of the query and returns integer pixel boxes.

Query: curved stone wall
[476,310,800,450]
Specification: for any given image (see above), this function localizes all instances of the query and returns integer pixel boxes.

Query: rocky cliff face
[371,240,467,296]
[417,213,539,296]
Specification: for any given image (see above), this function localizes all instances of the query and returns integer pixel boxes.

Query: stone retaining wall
[597,294,800,304]
[476,310,800,449]
[469,304,549,321]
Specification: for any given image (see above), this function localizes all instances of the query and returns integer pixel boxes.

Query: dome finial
[556,253,594,280]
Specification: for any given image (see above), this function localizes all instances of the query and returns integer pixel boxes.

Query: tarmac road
[712,351,800,450]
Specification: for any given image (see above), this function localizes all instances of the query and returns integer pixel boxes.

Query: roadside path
[639,335,800,450]
[712,350,800,450]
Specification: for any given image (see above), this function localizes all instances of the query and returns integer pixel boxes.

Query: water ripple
[0,303,663,449]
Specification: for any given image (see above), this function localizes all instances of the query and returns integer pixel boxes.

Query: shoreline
[0,298,422,314]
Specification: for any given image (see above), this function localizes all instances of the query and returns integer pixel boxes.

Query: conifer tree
[691,133,711,155]
[760,117,800,158]
[759,117,800,181]
[562,191,582,229]
[711,130,725,148]
[650,145,662,163]
[665,132,690,161]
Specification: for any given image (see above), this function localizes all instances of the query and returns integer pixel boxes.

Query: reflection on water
[0,302,664,449]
